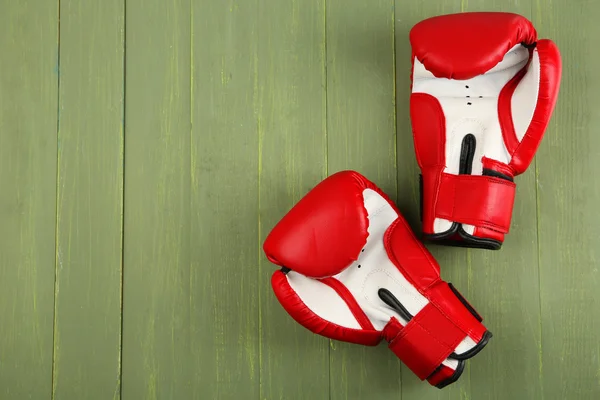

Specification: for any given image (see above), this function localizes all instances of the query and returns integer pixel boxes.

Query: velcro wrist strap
[435,172,516,233]
[382,302,467,380]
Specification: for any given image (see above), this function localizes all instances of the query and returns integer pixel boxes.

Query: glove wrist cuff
[381,281,492,387]
[420,170,516,249]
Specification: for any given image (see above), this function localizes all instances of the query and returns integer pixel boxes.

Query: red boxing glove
[263,171,491,388]
[409,12,562,249]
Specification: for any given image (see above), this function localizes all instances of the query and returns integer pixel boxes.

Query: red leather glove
[264,171,491,388]
[409,12,562,249]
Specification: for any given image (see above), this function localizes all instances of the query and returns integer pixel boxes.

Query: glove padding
[264,171,491,388]
[409,12,562,249]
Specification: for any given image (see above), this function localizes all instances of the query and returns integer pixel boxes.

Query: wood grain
[0,1,58,398]
[257,0,329,398]
[190,0,260,398]
[325,0,401,398]
[535,1,600,398]
[52,1,125,398]
[121,0,192,398]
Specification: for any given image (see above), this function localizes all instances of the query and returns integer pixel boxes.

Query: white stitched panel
[442,358,459,370]
[512,50,541,141]
[455,336,478,355]
[412,44,530,235]
[336,189,479,364]
[287,271,361,330]
[334,189,428,331]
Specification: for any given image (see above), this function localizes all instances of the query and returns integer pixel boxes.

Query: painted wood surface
[0,1,58,398]
[52,1,125,398]
[192,0,260,398]
[0,0,598,399]
[121,0,192,398]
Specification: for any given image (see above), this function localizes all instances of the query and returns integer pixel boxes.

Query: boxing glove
[263,171,491,388]
[409,12,562,249]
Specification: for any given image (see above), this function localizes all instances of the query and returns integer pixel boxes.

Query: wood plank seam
[51,1,62,395]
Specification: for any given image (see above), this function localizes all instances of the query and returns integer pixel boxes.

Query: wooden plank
[0,1,58,398]
[325,0,401,398]
[534,1,600,398]
[121,0,192,398]
[257,0,329,398]
[189,0,260,398]
[395,2,476,399]
[51,1,125,398]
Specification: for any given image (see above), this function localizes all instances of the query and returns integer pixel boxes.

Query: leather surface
[271,270,382,345]
[264,171,490,387]
[385,217,487,341]
[263,171,375,278]
[384,303,467,380]
[509,39,562,174]
[434,172,516,233]
[409,12,536,80]
[409,12,562,246]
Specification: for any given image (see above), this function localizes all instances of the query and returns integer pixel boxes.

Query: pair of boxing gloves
[263,12,562,388]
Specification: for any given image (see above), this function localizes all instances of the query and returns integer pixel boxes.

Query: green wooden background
[0,0,598,399]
